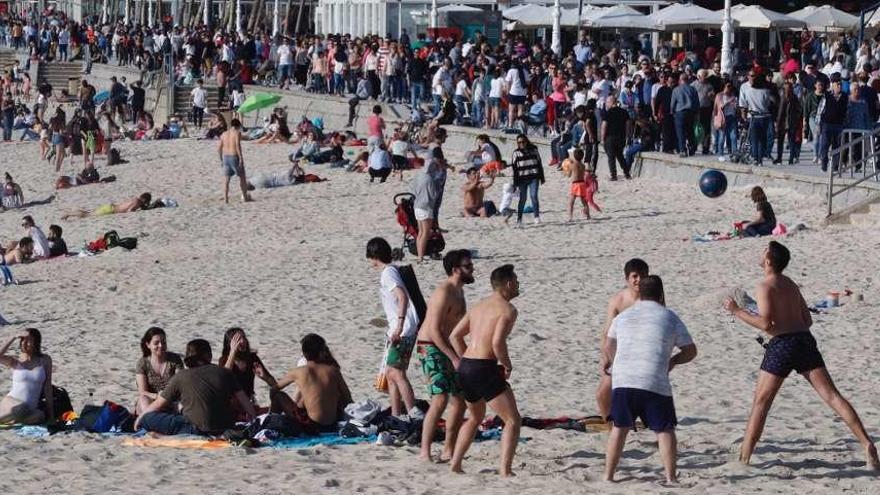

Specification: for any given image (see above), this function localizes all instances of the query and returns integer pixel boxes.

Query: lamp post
[551,0,561,57]
[720,0,732,76]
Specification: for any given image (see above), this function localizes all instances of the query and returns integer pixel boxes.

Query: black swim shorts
[457,357,508,403]
[609,388,677,432]
[760,332,826,378]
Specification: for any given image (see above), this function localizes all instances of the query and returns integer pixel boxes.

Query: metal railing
[827,127,880,217]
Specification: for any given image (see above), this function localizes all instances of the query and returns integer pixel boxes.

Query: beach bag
[92,401,134,433]
[116,237,138,250]
[374,342,390,393]
[39,386,73,420]
[103,230,120,247]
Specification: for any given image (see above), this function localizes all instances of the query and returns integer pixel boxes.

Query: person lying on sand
[258,334,353,433]
[61,192,152,220]
[2,238,34,265]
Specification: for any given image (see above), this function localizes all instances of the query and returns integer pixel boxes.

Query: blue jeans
[819,123,844,170]
[453,95,467,123]
[332,73,345,95]
[516,179,540,222]
[432,94,442,117]
[765,119,775,159]
[714,115,737,155]
[749,116,770,164]
[410,81,425,110]
[472,100,484,127]
[139,412,201,435]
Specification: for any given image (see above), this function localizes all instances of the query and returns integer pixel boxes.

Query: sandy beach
[0,136,878,494]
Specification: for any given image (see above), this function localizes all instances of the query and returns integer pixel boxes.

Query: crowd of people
[2,5,880,484]
[4,8,880,177]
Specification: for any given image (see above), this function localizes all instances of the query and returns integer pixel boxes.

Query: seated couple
[2,226,66,267]
[61,193,152,220]
[134,330,352,436]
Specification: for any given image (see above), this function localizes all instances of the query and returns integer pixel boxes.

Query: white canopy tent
[648,2,727,30]
[729,5,805,30]
[583,5,658,30]
[788,5,859,33]
[502,5,583,30]
[437,4,481,13]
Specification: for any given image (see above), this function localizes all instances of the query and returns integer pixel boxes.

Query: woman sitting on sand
[61,192,152,220]
[135,327,184,415]
[0,328,53,424]
[204,112,228,140]
[742,186,777,237]
[2,173,24,209]
[220,328,275,419]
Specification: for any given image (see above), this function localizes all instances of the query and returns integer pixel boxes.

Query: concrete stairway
[0,50,19,72]
[173,85,221,116]
[849,200,880,227]
[37,61,82,94]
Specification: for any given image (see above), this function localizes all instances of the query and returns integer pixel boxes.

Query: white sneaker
[408,407,425,421]
[534,217,541,224]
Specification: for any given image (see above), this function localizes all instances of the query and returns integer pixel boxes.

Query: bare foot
[242,194,254,203]
[866,444,880,470]
[500,470,516,477]
[419,453,433,463]
[450,466,464,474]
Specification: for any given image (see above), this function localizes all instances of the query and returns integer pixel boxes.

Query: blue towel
[265,433,377,449]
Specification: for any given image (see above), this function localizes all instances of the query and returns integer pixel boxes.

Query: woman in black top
[743,186,776,237]
[510,134,545,225]
[220,327,275,419]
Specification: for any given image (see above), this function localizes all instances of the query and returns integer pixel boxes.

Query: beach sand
[0,137,877,494]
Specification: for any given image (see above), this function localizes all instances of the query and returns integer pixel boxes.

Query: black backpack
[39,385,73,420]
[395,265,427,330]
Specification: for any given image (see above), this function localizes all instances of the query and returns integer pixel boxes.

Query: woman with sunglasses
[510,134,545,226]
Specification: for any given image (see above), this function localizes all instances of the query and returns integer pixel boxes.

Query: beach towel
[122,437,231,450]
[521,416,609,433]
[265,433,378,449]
[691,231,736,242]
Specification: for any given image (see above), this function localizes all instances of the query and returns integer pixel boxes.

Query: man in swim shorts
[366,237,422,420]
[218,119,252,204]
[603,275,697,483]
[597,258,649,420]
[461,167,495,217]
[449,264,522,476]
[416,249,474,462]
[724,241,879,470]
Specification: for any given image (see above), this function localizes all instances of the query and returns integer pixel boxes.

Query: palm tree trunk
[294,0,305,34]
[193,0,204,27]
[247,0,263,32]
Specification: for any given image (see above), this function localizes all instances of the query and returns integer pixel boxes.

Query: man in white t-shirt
[366,237,423,421]
[190,79,208,129]
[276,39,293,89]
[603,275,697,484]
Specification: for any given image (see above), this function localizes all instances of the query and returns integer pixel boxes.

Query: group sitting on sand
[132,327,352,435]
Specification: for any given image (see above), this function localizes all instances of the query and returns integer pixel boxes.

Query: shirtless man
[61,193,151,219]
[3,237,33,265]
[724,241,879,470]
[461,168,495,217]
[218,118,252,203]
[597,258,649,420]
[449,264,522,476]
[259,333,353,430]
[417,249,474,462]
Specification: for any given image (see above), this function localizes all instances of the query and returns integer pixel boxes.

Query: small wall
[238,88,880,211]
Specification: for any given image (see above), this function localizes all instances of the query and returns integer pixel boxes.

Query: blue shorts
[760,332,825,378]
[610,388,677,432]
[489,97,501,108]
[222,155,242,177]
[508,94,526,105]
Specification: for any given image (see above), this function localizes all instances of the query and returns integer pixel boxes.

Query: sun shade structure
[788,5,859,33]
[648,2,728,30]
[728,4,806,30]
[238,93,283,114]
[583,5,659,30]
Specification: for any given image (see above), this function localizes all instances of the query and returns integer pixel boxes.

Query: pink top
[367,115,384,139]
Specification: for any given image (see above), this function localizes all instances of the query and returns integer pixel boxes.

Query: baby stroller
[391,193,445,261]
[730,112,753,165]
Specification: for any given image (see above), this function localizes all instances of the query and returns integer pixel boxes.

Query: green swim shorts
[417,344,460,396]
[385,335,416,370]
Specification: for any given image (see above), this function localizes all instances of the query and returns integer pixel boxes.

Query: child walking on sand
[565,148,602,221]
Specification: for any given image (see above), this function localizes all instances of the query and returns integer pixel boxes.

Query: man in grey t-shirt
[603,275,697,483]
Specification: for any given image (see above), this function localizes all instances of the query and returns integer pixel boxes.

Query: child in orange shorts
[565,148,602,221]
